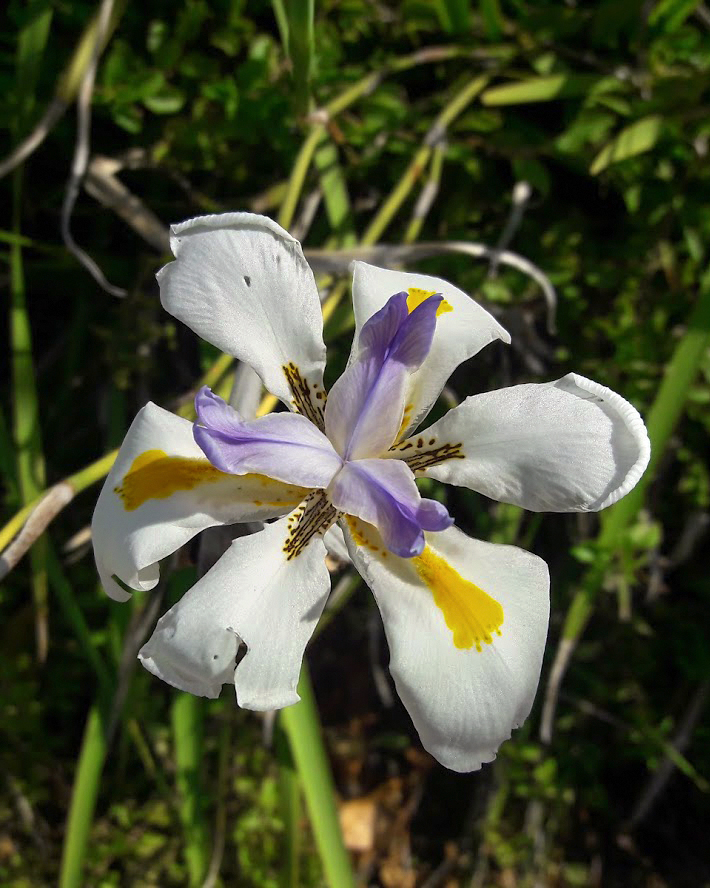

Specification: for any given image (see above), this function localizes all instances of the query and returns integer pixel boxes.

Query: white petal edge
[158,212,326,408]
[139,516,331,707]
[323,523,351,564]
[417,373,651,512]
[343,521,550,772]
[350,261,510,435]
[91,402,308,602]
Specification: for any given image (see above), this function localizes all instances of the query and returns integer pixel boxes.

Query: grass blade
[171,692,210,886]
[59,705,108,888]
[280,662,355,888]
[541,279,710,742]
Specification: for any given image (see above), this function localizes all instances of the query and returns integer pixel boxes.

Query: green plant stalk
[362,75,489,245]
[314,139,357,246]
[171,692,210,887]
[0,229,65,253]
[284,0,315,117]
[278,45,469,232]
[56,0,127,103]
[175,352,234,417]
[362,143,433,247]
[126,717,174,801]
[561,282,710,644]
[539,282,710,748]
[0,449,116,554]
[271,0,289,54]
[59,705,108,888]
[46,543,112,690]
[403,142,445,243]
[15,5,53,121]
[280,663,355,888]
[0,351,236,557]
[279,126,325,231]
[201,709,233,887]
[479,0,504,39]
[0,1,127,180]
[440,0,471,33]
[11,6,53,660]
[275,722,302,888]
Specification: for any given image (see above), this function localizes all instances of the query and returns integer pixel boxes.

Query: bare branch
[0,99,67,180]
[61,0,126,297]
[306,240,557,331]
[85,155,169,252]
[0,483,75,581]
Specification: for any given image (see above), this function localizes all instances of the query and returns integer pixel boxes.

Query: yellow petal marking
[395,402,414,443]
[114,449,306,512]
[413,546,503,651]
[406,287,453,316]
[345,515,387,557]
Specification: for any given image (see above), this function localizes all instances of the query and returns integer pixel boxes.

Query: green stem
[275,722,302,888]
[280,663,355,888]
[361,75,489,245]
[46,543,112,691]
[171,693,210,886]
[314,139,356,246]
[564,282,710,643]
[541,283,710,743]
[279,127,325,231]
[59,705,109,888]
[0,351,235,556]
[11,138,49,663]
[284,0,315,117]
[278,45,470,232]
[403,142,445,244]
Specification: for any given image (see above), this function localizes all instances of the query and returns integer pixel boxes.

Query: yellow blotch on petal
[114,450,230,511]
[413,547,503,651]
[395,402,414,442]
[406,287,453,317]
[345,516,386,556]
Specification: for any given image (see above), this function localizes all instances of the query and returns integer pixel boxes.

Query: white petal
[323,523,351,564]
[350,262,510,435]
[158,213,327,412]
[343,520,549,772]
[91,403,308,601]
[415,373,650,512]
[139,516,331,707]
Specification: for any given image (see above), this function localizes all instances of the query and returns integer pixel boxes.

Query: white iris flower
[92,213,650,772]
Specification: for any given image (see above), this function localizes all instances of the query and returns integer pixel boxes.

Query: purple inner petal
[325,291,443,460]
[193,386,343,489]
[328,457,453,558]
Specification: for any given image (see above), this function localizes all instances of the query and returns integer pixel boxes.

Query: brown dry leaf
[339,797,378,853]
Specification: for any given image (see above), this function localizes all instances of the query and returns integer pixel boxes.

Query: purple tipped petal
[388,294,443,367]
[328,457,453,558]
[193,386,342,489]
[194,386,243,434]
[358,292,409,360]
[325,290,443,460]
[358,291,442,368]
[415,497,454,532]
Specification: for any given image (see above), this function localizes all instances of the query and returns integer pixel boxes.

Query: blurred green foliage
[2,0,710,885]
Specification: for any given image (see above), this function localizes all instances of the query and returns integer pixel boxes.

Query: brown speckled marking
[283,362,326,430]
[345,516,389,558]
[282,490,338,560]
[389,439,465,472]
